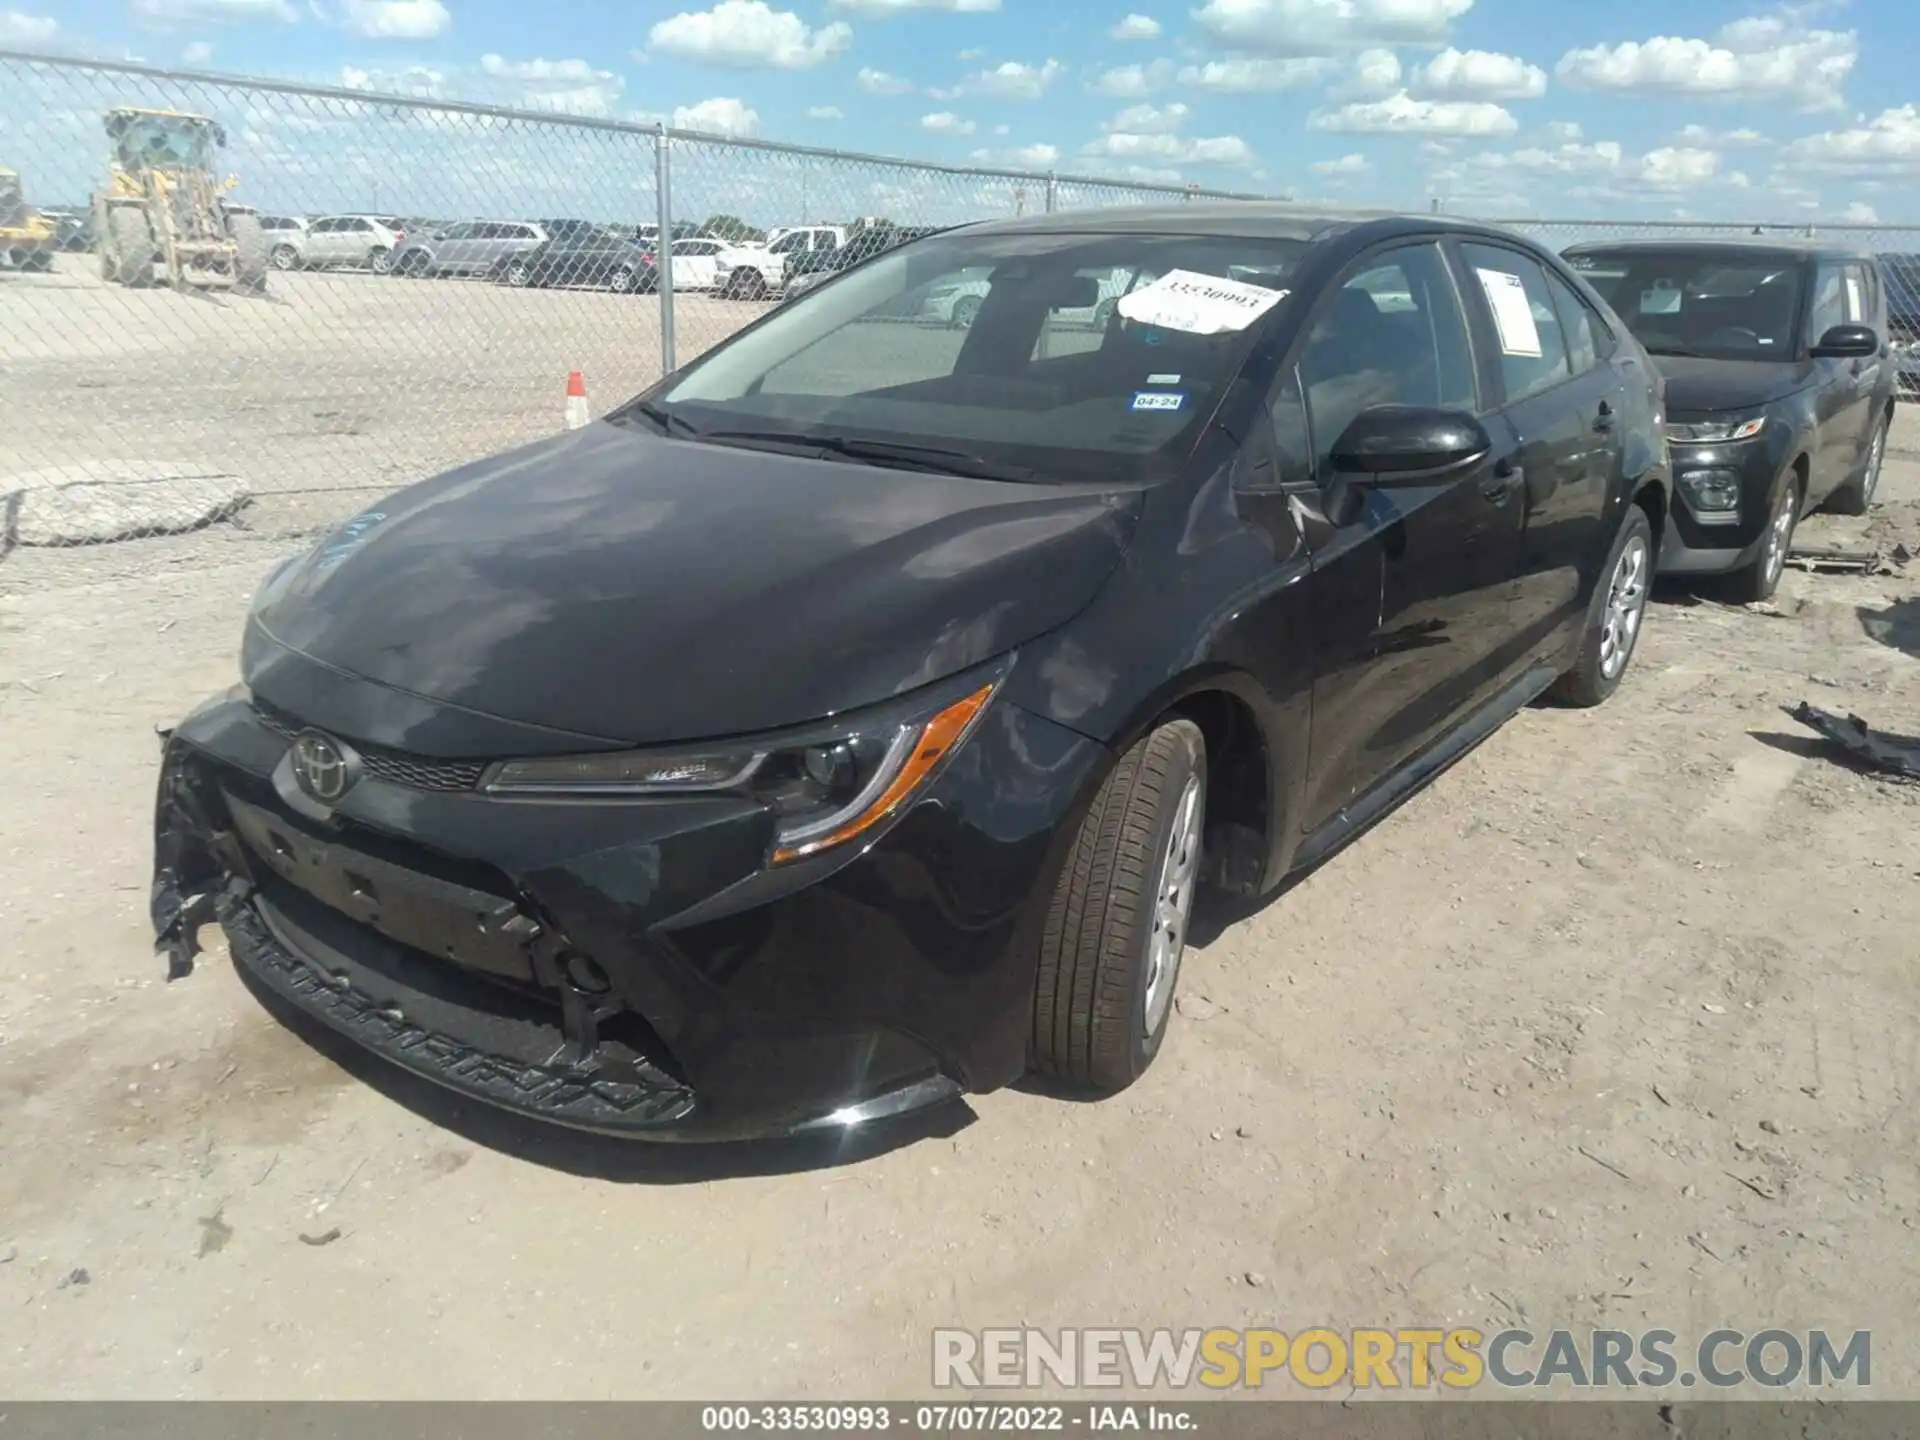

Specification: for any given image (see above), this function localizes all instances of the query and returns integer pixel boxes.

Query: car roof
[1562,237,1874,263]
[958,202,1516,245]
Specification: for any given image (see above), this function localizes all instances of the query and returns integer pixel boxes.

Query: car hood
[1651,355,1811,415]
[247,421,1139,749]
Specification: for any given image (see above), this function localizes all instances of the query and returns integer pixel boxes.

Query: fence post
[1045,171,1058,213]
[655,124,677,376]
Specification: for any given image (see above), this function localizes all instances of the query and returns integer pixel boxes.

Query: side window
[442,222,475,240]
[768,234,801,255]
[1299,242,1477,478]
[1808,265,1847,340]
[1543,268,1600,377]
[1460,242,1571,404]
[348,218,371,233]
[1267,365,1313,485]
[1842,262,1873,324]
[309,218,335,233]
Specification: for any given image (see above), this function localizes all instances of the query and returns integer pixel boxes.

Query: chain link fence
[3,48,1918,561]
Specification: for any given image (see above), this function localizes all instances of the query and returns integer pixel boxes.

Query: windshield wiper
[697,429,1040,482]
[626,399,704,437]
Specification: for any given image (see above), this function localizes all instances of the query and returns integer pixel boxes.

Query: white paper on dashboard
[1476,267,1543,357]
[1115,269,1288,335]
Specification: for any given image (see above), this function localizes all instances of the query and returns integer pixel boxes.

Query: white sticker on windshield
[1116,269,1288,335]
[1146,373,1182,385]
[1476,267,1543,357]
[1641,284,1682,315]
[1845,275,1862,320]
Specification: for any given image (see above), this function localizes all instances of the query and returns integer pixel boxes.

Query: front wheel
[1031,719,1206,1093]
[1723,478,1798,604]
[368,246,393,275]
[269,244,301,271]
[608,264,637,294]
[1548,504,1653,707]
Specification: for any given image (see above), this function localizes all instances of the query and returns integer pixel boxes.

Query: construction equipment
[0,166,59,271]
[91,107,267,292]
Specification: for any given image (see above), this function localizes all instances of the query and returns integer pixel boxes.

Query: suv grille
[253,702,488,794]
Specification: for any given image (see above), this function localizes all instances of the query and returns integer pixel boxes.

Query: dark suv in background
[1565,241,1897,601]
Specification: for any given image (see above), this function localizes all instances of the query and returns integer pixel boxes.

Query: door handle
[1593,399,1616,432]
[1481,460,1523,504]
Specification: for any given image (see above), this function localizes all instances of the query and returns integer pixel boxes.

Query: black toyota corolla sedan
[154,206,1669,1142]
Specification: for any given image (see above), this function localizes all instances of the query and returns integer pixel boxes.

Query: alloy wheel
[1763,488,1797,590]
[507,262,530,287]
[1863,424,1886,507]
[1598,534,1649,680]
[1141,774,1203,1038]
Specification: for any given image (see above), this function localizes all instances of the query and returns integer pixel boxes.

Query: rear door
[1456,240,1624,655]
[434,221,477,272]
[304,217,341,265]
[1294,238,1526,826]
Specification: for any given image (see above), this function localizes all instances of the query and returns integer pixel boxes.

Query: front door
[1295,240,1526,829]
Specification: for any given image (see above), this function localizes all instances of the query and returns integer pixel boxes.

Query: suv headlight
[481,675,1002,864]
[1666,414,1766,444]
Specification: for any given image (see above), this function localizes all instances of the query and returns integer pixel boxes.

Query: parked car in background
[1566,240,1897,601]
[257,214,308,270]
[154,207,1669,1140]
[782,224,951,301]
[1881,252,1919,397]
[713,241,790,300]
[765,225,846,253]
[660,236,775,292]
[537,219,602,246]
[301,214,406,273]
[395,220,547,278]
[501,226,656,292]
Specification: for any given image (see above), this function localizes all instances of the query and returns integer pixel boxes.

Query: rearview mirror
[1329,405,1492,480]
[1810,323,1878,359]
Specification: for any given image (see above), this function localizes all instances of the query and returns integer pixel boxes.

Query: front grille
[252,701,488,793]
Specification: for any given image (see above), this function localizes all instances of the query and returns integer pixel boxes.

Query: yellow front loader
[91,107,267,291]
[0,166,59,271]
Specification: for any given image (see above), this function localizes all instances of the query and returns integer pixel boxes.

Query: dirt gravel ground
[1,260,1918,1398]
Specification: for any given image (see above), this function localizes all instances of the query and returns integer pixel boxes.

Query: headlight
[480,677,1001,864]
[1666,415,1766,444]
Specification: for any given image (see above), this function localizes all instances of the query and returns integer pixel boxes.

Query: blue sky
[6,0,1920,224]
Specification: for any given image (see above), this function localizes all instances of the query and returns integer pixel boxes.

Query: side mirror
[1329,405,1492,481]
[1810,323,1879,358]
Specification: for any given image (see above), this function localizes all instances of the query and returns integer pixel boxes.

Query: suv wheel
[1031,719,1206,1093]
[269,244,300,271]
[1724,477,1798,603]
[1548,504,1653,707]
[1829,415,1888,516]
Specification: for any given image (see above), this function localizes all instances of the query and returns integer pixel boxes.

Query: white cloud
[857,65,914,94]
[1411,47,1547,101]
[1339,47,1400,96]
[1472,138,1732,197]
[131,0,293,22]
[1779,105,1920,177]
[958,45,983,58]
[828,0,996,13]
[1178,56,1330,91]
[1555,18,1855,112]
[921,111,977,134]
[1081,130,1257,168]
[340,0,449,39]
[1840,200,1878,223]
[2,8,57,40]
[1090,59,1175,95]
[1104,101,1188,133]
[1310,91,1517,137]
[478,54,623,115]
[182,39,214,60]
[1669,123,1769,149]
[1193,0,1471,53]
[648,1,850,69]
[1312,152,1371,174]
[1629,146,1720,188]
[1485,140,1625,174]
[960,58,1063,99]
[970,142,1060,165]
[672,96,760,137]
[1108,12,1160,39]
[1540,119,1581,142]
[807,104,842,119]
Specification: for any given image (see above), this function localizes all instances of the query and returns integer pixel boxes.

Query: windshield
[629,230,1308,484]
[1567,249,1804,362]
[113,118,217,170]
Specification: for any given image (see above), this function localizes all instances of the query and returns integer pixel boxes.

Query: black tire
[397,249,432,278]
[730,269,768,301]
[23,250,54,272]
[1723,474,1800,603]
[1547,504,1654,708]
[229,211,268,291]
[106,205,154,287]
[269,243,301,271]
[368,245,393,275]
[1828,414,1889,516]
[1032,719,1206,1093]
[609,264,637,294]
[504,259,533,287]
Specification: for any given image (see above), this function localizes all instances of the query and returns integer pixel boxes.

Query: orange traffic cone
[564,370,591,430]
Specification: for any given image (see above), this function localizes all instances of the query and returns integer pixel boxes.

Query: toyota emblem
[290,730,359,804]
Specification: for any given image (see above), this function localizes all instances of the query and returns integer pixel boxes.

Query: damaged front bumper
[152,685,1106,1142]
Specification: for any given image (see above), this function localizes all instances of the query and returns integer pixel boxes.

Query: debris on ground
[1787,544,1901,575]
[298,1227,343,1247]
[1787,702,1920,781]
